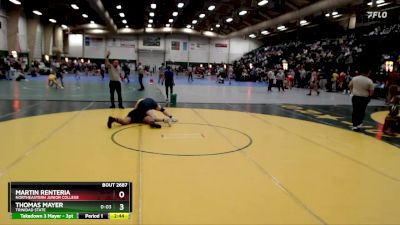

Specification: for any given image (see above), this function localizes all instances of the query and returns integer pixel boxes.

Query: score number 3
[119,191,125,211]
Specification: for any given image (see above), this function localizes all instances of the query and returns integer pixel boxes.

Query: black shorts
[127,109,146,123]
[127,98,158,123]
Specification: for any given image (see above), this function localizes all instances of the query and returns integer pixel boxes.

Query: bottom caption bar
[11,212,130,220]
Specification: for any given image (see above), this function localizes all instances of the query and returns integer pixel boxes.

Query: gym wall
[70,33,261,65]
[0,2,7,51]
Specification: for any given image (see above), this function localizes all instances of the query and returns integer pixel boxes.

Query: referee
[105,51,124,109]
[349,70,374,131]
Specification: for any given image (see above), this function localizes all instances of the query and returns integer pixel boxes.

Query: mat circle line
[111,123,253,156]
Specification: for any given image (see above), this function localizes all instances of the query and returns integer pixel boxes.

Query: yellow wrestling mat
[371,110,388,124]
[1,108,400,224]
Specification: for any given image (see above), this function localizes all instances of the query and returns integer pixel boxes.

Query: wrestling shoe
[107,117,114,128]
[169,116,178,122]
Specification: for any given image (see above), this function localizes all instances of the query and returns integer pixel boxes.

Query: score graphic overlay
[8,182,132,220]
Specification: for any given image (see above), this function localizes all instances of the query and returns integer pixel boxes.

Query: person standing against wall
[105,51,124,109]
[267,68,275,92]
[227,65,234,85]
[137,62,145,91]
[4,57,11,80]
[187,65,194,83]
[158,63,166,85]
[349,70,374,131]
[275,69,285,92]
[307,69,320,96]
[100,63,105,80]
[164,66,175,101]
[122,62,131,83]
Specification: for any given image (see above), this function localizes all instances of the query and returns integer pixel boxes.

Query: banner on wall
[215,43,228,48]
[85,36,104,47]
[143,37,161,46]
[183,42,188,51]
[107,38,135,48]
[171,41,180,50]
[190,42,207,50]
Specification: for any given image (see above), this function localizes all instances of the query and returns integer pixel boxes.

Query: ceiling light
[367,2,373,5]
[125,25,129,28]
[151,3,156,9]
[116,5,121,9]
[119,12,125,17]
[91,29,107,34]
[186,24,191,28]
[377,2,390,7]
[258,0,268,6]
[325,13,330,17]
[239,10,247,16]
[172,12,178,16]
[9,0,21,5]
[122,19,127,24]
[249,34,256,38]
[208,5,215,11]
[71,4,79,10]
[149,19,153,23]
[261,30,269,35]
[210,28,214,31]
[177,2,184,8]
[300,20,309,26]
[215,24,220,28]
[49,19,57,23]
[146,28,154,32]
[149,12,155,17]
[199,13,205,18]
[192,20,197,24]
[332,11,338,16]
[184,28,193,33]
[90,21,95,24]
[163,27,172,32]
[33,10,42,16]
[166,24,170,27]
[226,18,233,22]
[82,14,88,18]
[332,14,342,18]
[277,25,287,31]
[376,0,385,4]
[148,24,152,28]
[61,25,68,29]
[169,19,173,23]
[203,31,215,36]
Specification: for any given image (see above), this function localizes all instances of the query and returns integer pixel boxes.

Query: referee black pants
[276,80,284,92]
[165,82,173,98]
[109,80,123,107]
[138,73,144,90]
[268,79,273,91]
[352,95,370,127]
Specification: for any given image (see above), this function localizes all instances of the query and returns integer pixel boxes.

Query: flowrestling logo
[367,11,388,19]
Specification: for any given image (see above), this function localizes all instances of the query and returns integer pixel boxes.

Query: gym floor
[0,73,399,225]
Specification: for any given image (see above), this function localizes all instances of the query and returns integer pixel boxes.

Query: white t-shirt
[349,75,374,97]
[276,71,284,80]
[267,70,275,79]
[137,65,144,75]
